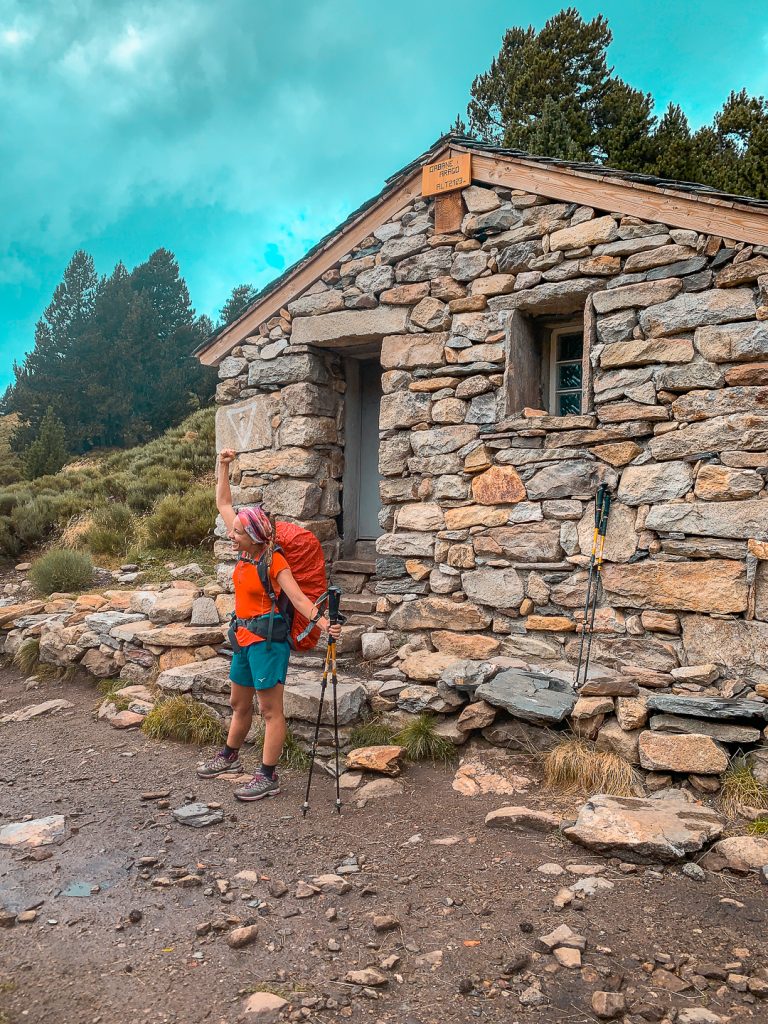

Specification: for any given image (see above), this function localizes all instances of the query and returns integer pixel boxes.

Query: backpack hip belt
[228,611,289,653]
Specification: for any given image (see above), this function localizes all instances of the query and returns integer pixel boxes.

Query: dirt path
[1,667,766,1024]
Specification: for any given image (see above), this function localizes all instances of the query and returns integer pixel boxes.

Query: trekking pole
[327,586,342,815]
[574,484,607,688]
[301,642,330,818]
[581,491,612,686]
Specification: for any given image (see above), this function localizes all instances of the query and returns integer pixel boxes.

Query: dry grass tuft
[719,756,768,819]
[543,737,640,797]
[142,695,224,746]
[13,637,40,676]
[59,512,95,550]
[746,819,768,836]
[394,713,456,764]
[282,728,312,772]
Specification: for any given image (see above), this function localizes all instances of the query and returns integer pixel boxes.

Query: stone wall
[214,182,768,691]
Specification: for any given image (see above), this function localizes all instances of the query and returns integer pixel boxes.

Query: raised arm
[216,448,237,532]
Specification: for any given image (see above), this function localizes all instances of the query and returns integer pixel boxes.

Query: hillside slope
[0,407,215,564]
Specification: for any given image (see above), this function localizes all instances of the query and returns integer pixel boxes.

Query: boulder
[646,693,768,722]
[700,836,768,873]
[139,625,225,648]
[461,567,525,609]
[645,499,768,541]
[471,466,526,505]
[595,718,642,764]
[564,792,724,862]
[0,815,67,848]
[346,745,405,776]
[617,461,692,505]
[148,592,195,625]
[397,684,457,714]
[639,288,756,336]
[389,597,490,632]
[638,731,728,774]
[155,657,231,694]
[214,395,274,453]
[650,714,761,744]
[484,806,562,832]
[601,560,747,614]
[283,676,367,726]
[475,669,576,725]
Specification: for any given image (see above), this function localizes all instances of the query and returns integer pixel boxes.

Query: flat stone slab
[171,803,225,828]
[156,657,231,694]
[0,815,66,848]
[475,669,576,725]
[485,806,561,832]
[646,694,768,722]
[650,714,761,744]
[638,731,728,775]
[0,699,74,724]
[564,792,724,863]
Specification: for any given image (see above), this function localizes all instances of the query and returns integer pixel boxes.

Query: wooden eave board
[198,146,768,365]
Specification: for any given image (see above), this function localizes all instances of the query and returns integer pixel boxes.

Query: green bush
[29,548,95,595]
[143,484,216,548]
[84,503,136,557]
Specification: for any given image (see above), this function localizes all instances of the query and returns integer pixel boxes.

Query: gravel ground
[1,666,767,1024]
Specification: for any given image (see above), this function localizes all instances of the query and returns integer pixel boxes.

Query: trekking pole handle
[594,483,607,528]
[599,491,612,537]
[328,586,342,626]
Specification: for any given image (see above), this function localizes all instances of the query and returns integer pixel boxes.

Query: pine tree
[218,284,258,328]
[3,251,98,452]
[528,96,582,159]
[23,406,68,479]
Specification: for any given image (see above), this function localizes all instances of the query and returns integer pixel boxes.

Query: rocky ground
[1,666,767,1024]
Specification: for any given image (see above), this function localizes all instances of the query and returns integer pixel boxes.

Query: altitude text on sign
[421,153,472,197]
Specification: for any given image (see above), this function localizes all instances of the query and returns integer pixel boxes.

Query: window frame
[548,322,585,417]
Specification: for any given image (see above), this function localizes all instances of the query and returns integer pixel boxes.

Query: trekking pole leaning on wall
[577,485,614,688]
[574,484,607,688]
[302,586,344,817]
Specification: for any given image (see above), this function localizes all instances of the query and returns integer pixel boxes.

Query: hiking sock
[261,762,277,780]
[223,744,240,759]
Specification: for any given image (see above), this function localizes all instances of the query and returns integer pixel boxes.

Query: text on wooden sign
[422,153,472,196]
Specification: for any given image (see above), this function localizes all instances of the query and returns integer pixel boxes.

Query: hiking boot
[197,751,243,778]
[234,771,280,802]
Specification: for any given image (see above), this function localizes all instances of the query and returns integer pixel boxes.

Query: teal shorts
[230,638,291,690]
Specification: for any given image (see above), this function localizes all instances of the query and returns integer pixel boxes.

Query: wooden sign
[421,153,471,197]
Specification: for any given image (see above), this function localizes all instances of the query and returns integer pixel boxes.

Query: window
[505,311,587,418]
[549,326,584,416]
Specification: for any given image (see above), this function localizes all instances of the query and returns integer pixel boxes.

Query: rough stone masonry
[206,172,768,779]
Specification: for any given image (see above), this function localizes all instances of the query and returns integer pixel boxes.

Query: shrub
[143,484,216,548]
[83,503,136,557]
[29,548,94,595]
[126,467,193,512]
[142,695,225,745]
[542,737,639,797]
[394,713,455,763]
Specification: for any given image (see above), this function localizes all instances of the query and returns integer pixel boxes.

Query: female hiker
[197,447,341,801]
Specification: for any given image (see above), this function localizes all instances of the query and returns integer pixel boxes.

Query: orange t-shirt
[233,552,290,647]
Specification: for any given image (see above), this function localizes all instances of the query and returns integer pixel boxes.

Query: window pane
[557,332,583,362]
[558,391,582,415]
[557,362,582,390]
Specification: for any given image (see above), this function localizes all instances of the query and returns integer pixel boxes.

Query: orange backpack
[256,522,329,651]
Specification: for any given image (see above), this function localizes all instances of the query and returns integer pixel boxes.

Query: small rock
[537,863,565,876]
[241,991,289,1022]
[591,991,626,1019]
[0,815,66,848]
[553,887,574,909]
[128,909,143,924]
[171,803,225,828]
[537,924,586,952]
[570,876,614,896]
[295,881,320,898]
[554,947,581,969]
[682,862,706,881]
[346,745,405,776]
[344,968,388,986]
[372,914,400,932]
[17,910,37,923]
[312,874,351,895]
[519,984,547,1006]
[268,879,289,898]
[226,923,259,949]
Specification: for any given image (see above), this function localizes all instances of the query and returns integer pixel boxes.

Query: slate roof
[196,133,768,357]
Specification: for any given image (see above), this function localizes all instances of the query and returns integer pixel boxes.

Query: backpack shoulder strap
[256,545,283,648]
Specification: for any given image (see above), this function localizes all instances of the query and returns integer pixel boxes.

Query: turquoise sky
[2,0,767,391]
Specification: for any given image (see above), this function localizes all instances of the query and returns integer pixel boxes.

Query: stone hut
[195,135,768,766]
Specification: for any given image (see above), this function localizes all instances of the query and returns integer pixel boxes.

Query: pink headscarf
[237,506,273,545]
